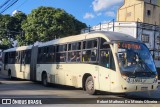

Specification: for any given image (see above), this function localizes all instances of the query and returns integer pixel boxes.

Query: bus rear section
[1,47,32,80]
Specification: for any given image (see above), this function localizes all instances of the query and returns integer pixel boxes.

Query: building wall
[117,0,144,22]
[117,0,160,25]
[144,3,160,25]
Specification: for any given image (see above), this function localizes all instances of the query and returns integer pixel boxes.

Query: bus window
[68,44,71,51]
[9,52,16,64]
[4,52,8,64]
[84,39,97,49]
[25,50,31,64]
[57,44,67,52]
[82,39,98,63]
[100,38,110,49]
[100,50,110,68]
[82,49,97,62]
[67,41,81,62]
[110,51,115,70]
[37,47,43,63]
[56,53,66,62]
[68,51,81,62]
[56,44,67,63]
[21,51,25,64]
[99,38,115,70]
[99,50,115,70]
[48,46,55,63]
[72,42,81,50]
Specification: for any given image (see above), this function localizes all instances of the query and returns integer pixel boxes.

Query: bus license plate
[130,78,143,83]
[141,87,148,91]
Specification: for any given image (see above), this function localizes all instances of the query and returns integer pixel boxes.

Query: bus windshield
[117,42,157,77]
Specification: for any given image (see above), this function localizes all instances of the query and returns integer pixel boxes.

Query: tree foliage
[22,7,87,44]
[0,6,87,47]
[0,13,26,46]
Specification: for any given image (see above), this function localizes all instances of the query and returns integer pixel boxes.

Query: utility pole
[113,19,115,32]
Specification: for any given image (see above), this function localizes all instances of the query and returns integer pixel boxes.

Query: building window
[142,34,149,43]
[147,10,151,16]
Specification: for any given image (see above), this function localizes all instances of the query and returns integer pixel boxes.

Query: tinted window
[83,39,97,49]
[56,44,67,63]
[37,46,55,63]
[82,39,98,63]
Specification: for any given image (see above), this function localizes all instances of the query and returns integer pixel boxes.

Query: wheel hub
[87,80,94,90]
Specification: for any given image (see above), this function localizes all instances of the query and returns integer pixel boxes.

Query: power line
[0,0,19,14]
[0,0,12,9]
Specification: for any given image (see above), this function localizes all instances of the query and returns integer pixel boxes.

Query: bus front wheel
[85,76,96,95]
[42,73,48,87]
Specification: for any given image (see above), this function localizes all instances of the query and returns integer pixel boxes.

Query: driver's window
[99,38,115,70]
[100,50,110,68]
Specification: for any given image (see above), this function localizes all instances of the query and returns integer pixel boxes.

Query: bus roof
[3,45,32,52]
[39,31,139,47]
[89,31,139,42]
[3,31,140,52]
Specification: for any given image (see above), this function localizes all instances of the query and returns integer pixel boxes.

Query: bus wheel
[42,73,48,86]
[85,76,96,95]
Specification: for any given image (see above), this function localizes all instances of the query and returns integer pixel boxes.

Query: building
[12,10,22,16]
[117,0,160,25]
[81,0,160,68]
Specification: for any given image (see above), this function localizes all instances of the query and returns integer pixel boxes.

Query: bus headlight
[153,75,158,83]
[155,75,158,79]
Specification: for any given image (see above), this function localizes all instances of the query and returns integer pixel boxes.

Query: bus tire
[85,76,96,95]
[42,73,48,87]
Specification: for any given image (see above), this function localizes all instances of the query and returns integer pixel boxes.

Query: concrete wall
[117,0,144,22]
[117,0,160,25]
[144,3,160,25]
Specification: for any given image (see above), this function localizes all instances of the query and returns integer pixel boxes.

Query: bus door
[15,51,22,78]
[21,50,31,79]
[20,51,26,79]
[2,52,8,71]
[99,49,116,91]
[30,46,38,81]
[98,50,111,91]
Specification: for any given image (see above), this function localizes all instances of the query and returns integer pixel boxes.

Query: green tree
[0,13,27,47]
[1,38,12,47]
[22,6,87,45]
[13,12,27,46]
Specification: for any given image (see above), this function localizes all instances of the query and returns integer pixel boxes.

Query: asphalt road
[0,74,160,107]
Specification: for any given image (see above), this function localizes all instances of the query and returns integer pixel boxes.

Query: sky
[0,0,124,26]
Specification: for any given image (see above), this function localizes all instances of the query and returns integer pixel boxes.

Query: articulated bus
[1,31,158,95]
